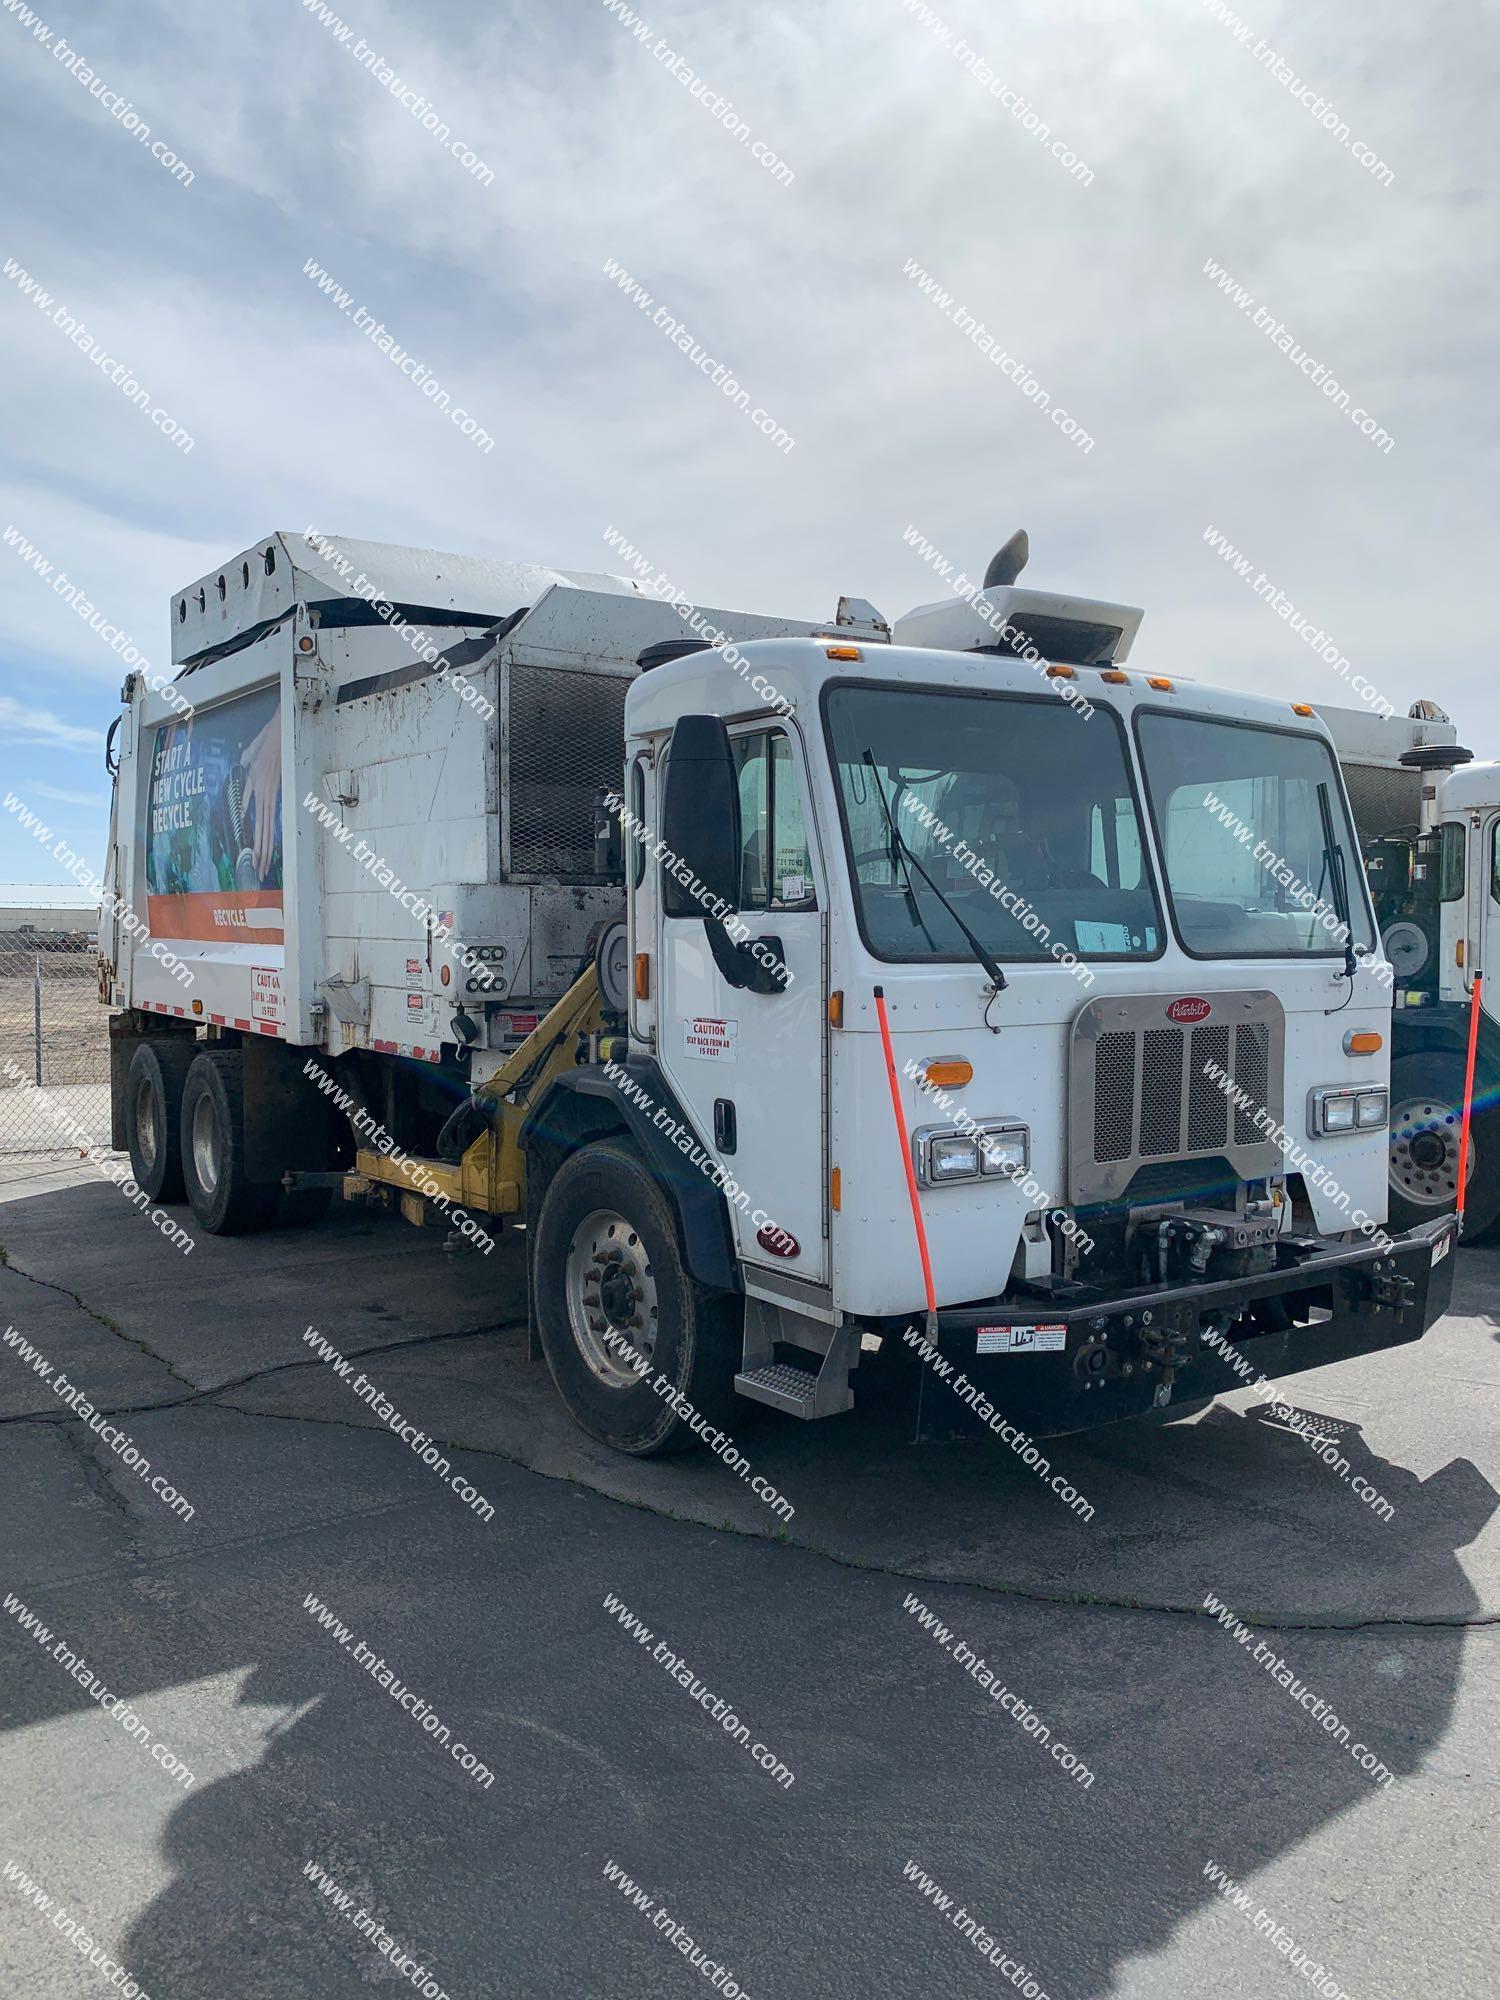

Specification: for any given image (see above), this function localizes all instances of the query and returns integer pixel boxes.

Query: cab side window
[732,731,815,911]
[1441,821,1466,902]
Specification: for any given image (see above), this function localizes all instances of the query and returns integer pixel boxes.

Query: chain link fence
[0,930,112,1157]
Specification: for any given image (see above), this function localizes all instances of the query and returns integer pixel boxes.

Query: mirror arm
[703,918,787,995]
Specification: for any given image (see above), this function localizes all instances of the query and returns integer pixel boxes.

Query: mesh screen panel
[506,664,631,879]
[1094,1032,1137,1162]
[1140,1028,1185,1157]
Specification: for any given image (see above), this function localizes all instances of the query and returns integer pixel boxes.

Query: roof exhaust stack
[982,529,1029,592]
[893,525,1143,662]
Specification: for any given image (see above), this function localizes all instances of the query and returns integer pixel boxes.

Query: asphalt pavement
[1,1178,1496,1999]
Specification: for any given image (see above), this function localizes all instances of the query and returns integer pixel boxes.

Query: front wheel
[533,1139,740,1455]
[1388,1052,1500,1239]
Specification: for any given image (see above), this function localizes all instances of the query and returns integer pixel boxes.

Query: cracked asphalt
[1,1180,1497,1999]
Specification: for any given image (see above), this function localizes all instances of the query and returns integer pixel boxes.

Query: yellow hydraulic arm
[349,965,606,1225]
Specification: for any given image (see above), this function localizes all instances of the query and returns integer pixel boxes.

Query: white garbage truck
[1322,701,1499,1234]
[101,529,1458,1453]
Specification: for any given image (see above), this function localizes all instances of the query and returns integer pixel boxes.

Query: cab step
[734,1320,858,1420]
[735,1362,823,1416]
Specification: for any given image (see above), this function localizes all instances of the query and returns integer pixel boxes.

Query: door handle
[714,1098,737,1153]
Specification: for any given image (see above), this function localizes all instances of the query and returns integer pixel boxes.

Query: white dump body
[105,533,884,1072]
[1317,701,1460,844]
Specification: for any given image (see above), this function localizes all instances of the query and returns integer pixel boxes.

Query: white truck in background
[100,528,1457,1456]
[1321,702,1500,1235]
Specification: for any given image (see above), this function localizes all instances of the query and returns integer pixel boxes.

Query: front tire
[179,1050,279,1235]
[124,1040,196,1202]
[1388,1052,1500,1239]
[534,1139,740,1455]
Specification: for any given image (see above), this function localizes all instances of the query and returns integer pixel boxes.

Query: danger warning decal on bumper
[976,1324,1068,1355]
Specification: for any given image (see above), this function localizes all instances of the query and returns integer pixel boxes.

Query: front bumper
[906,1214,1459,1438]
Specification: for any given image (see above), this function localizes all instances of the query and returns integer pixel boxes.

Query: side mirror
[660,714,741,918]
[658,714,788,995]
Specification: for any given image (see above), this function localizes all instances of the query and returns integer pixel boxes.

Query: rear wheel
[534,1139,740,1455]
[1388,1052,1500,1239]
[180,1049,279,1235]
[124,1040,196,1202]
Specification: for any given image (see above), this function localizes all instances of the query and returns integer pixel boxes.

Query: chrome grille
[1233,1021,1271,1146]
[1095,1032,1136,1161]
[1186,1024,1231,1150]
[1139,1029,1184,1157]
[1068,990,1285,1207]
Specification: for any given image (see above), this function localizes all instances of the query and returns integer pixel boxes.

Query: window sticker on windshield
[780,872,807,902]
[1075,921,1130,952]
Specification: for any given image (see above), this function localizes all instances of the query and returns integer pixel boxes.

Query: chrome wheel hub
[190,1092,222,1197]
[1390,1094,1471,1209]
[564,1208,659,1388]
[134,1075,159,1172]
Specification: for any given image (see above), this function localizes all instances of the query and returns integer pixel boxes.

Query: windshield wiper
[1316,781,1358,981]
[861,751,1008,993]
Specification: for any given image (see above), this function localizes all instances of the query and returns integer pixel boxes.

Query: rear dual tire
[126,1040,335,1235]
[180,1049,280,1235]
[124,1040,197,1202]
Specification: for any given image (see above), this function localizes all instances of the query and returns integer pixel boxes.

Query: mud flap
[241,1037,342,1182]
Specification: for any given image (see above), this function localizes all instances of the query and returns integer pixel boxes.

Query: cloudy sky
[2,0,1494,887]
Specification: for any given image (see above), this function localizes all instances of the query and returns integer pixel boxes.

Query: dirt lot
[0,948,110,1152]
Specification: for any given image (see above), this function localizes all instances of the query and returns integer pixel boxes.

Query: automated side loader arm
[349,966,607,1224]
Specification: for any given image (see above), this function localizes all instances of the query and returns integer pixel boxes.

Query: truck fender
[522,1064,741,1327]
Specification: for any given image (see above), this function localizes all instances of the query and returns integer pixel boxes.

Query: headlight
[1355,1088,1389,1129]
[928,1135,982,1181]
[1309,1085,1388,1137]
[913,1121,1029,1186]
[979,1125,1030,1177]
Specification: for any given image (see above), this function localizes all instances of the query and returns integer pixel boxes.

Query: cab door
[656,724,828,1286]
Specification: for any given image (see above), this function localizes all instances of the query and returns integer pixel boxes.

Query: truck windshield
[823,684,1162,962]
[1135,711,1374,958]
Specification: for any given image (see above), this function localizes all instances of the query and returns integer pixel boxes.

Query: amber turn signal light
[922,1059,973,1088]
